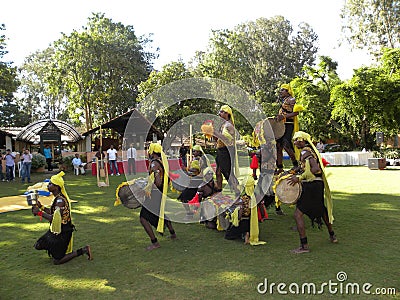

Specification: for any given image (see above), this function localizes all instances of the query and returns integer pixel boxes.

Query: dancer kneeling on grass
[286,131,338,254]
[32,171,92,264]
[140,143,176,251]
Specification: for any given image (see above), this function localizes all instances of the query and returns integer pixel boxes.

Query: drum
[117,178,147,209]
[266,117,285,140]
[275,177,302,205]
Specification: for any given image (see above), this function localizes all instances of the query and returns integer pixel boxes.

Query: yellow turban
[148,143,163,155]
[220,105,234,124]
[281,83,294,97]
[192,145,203,152]
[190,160,200,171]
[292,131,311,142]
[50,171,70,202]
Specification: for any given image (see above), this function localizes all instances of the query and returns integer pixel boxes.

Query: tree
[341,0,400,53]
[330,49,400,149]
[292,56,342,141]
[0,24,29,127]
[0,24,19,103]
[19,47,67,122]
[52,13,156,131]
[137,62,216,137]
[195,16,319,119]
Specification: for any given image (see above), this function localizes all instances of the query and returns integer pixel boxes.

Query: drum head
[118,178,147,209]
[275,178,302,205]
[267,117,285,140]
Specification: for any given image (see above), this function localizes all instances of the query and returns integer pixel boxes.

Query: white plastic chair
[18,161,22,177]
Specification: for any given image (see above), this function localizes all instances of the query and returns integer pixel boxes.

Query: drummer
[287,131,337,254]
[139,143,177,251]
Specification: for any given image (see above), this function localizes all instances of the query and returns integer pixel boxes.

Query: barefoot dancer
[287,131,337,254]
[140,143,176,251]
[32,171,92,264]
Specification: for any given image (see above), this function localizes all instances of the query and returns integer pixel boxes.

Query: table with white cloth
[320,151,373,166]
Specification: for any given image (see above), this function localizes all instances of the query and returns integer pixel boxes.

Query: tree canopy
[330,48,400,149]
[341,0,400,53]
[18,13,157,131]
[194,16,319,115]
[0,24,29,127]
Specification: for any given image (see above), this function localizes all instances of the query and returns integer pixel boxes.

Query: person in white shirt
[126,143,137,175]
[21,149,33,183]
[72,153,86,175]
[107,145,120,176]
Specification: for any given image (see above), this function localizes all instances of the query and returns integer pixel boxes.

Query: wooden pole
[188,124,192,169]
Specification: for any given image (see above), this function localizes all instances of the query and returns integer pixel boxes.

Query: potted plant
[31,153,46,172]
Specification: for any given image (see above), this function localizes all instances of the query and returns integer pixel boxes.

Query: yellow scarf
[244,176,266,246]
[148,143,169,233]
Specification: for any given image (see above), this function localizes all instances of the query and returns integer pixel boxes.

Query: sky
[1,0,374,80]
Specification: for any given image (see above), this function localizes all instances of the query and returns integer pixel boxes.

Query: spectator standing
[179,144,188,169]
[43,145,53,171]
[126,143,137,175]
[21,149,33,183]
[0,152,5,181]
[107,145,120,176]
[5,149,16,181]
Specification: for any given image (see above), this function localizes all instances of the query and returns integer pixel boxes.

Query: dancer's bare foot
[146,242,161,251]
[85,245,93,260]
[244,232,250,245]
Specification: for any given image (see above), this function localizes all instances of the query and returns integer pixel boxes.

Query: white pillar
[85,135,92,152]
[5,136,12,151]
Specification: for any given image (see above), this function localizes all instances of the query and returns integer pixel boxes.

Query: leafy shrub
[31,153,46,169]
[373,149,400,159]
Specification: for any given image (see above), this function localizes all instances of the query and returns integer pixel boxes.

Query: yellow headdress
[192,145,203,152]
[50,171,70,203]
[292,131,310,142]
[220,105,234,125]
[189,159,200,171]
[280,83,294,97]
[148,143,163,155]
[292,131,334,223]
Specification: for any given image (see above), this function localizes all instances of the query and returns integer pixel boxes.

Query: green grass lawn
[0,166,399,299]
